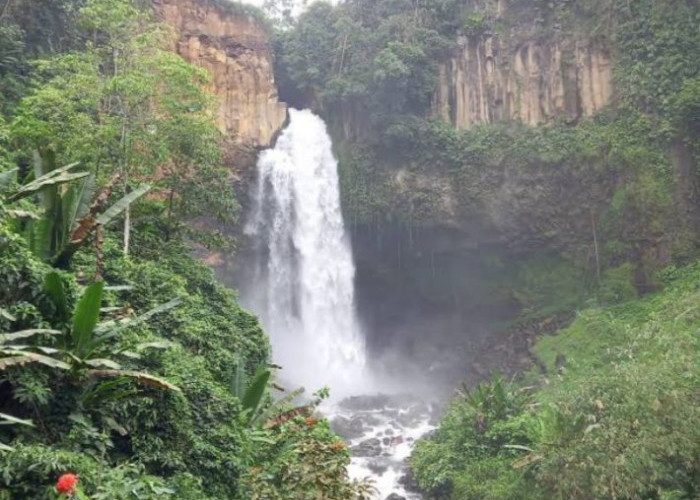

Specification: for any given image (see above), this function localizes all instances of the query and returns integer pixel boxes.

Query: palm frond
[96,184,151,226]
[87,369,180,392]
[7,163,85,203]
[0,329,61,344]
[0,350,71,370]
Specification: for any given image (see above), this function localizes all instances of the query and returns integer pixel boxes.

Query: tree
[263,0,299,28]
[11,0,235,255]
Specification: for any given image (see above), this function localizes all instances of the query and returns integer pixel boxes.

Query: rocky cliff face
[153,0,287,147]
[432,36,613,128]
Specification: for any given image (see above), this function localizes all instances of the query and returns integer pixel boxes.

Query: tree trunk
[591,210,601,286]
[123,175,131,256]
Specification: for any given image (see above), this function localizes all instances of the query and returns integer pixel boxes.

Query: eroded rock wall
[433,36,613,128]
[153,0,287,147]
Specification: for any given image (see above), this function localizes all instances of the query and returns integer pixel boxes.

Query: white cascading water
[244,109,431,500]
[244,109,366,395]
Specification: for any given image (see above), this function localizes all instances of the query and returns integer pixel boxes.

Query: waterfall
[244,109,366,395]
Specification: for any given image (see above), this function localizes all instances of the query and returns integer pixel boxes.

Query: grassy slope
[412,262,700,500]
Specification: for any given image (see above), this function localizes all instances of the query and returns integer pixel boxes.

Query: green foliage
[614,0,700,116]
[0,444,187,500]
[275,0,456,120]
[10,0,238,245]
[208,0,271,30]
[511,255,587,321]
[340,108,677,303]
[673,77,700,164]
[1,266,182,386]
[597,262,637,305]
[413,262,700,500]
[1,203,361,499]
[0,25,31,115]
[239,414,365,500]
[0,412,33,452]
[238,365,271,424]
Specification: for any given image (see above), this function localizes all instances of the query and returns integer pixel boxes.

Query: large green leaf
[43,272,69,322]
[0,350,71,370]
[242,367,271,415]
[55,174,96,255]
[87,369,181,392]
[0,329,61,344]
[72,281,104,355]
[7,163,86,203]
[0,411,33,454]
[0,308,16,322]
[6,209,39,219]
[0,356,31,369]
[85,358,122,369]
[25,216,53,260]
[95,297,182,338]
[0,413,34,427]
[256,387,306,427]
[124,297,181,327]
[66,174,96,234]
[80,377,136,407]
[96,184,151,225]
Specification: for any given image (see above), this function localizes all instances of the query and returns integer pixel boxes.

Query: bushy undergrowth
[412,262,700,500]
[0,218,363,498]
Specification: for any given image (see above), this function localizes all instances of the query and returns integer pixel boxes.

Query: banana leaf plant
[0,272,180,393]
[1,150,150,266]
[232,362,309,430]
[0,412,34,452]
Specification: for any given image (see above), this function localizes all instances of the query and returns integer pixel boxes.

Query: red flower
[56,473,79,495]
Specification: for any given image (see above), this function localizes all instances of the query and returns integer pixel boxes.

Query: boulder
[352,437,382,457]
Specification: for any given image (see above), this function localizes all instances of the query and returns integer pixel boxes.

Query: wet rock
[385,494,406,500]
[367,459,390,476]
[352,437,382,457]
[398,466,420,493]
[330,416,365,440]
[387,436,404,447]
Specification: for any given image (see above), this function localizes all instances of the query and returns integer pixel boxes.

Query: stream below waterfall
[240,109,436,499]
[327,394,438,499]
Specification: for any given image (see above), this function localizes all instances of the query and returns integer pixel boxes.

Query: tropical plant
[232,362,309,430]
[0,271,180,394]
[0,412,33,452]
[11,0,238,253]
[1,151,151,267]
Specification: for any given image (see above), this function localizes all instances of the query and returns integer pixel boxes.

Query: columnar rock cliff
[153,0,287,147]
[432,35,613,128]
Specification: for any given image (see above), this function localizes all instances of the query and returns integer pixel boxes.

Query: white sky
[236,0,339,11]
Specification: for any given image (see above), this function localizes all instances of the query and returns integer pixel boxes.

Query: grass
[412,260,700,500]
